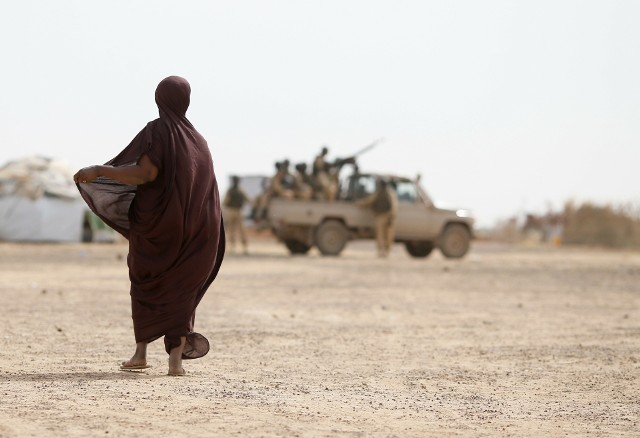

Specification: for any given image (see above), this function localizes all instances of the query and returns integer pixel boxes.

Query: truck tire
[405,241,434,258]
[284,239,311,255]
[315,220,349,256]
[439,223,471,258]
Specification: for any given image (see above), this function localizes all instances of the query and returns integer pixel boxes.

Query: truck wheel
[315,220,349,256]
[284,239,311,255]
[405,241,434,258]
[439,223,471,258]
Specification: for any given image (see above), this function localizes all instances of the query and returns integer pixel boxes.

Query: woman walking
[74,76,225,376]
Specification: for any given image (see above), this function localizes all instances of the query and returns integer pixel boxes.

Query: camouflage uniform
[357,180,398,257]
[293,163,313,200]
[224,177,250,253]
[271,161,295,200]
[312,147,337,201]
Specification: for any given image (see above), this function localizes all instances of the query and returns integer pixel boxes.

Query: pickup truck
[266,172,474,258]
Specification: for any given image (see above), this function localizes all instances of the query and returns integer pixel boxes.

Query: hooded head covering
[156,76,191,118]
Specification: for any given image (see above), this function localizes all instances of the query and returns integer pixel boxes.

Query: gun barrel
[351,138,384,157]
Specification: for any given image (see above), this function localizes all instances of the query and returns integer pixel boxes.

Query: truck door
[392,180,436,240]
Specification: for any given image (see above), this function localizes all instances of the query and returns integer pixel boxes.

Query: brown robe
[77,76,225,358]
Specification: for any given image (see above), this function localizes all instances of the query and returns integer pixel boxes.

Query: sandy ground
[0,238,638,437]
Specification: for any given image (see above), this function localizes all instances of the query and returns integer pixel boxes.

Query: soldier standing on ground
[356,179,398,257]
[223,176,250,254]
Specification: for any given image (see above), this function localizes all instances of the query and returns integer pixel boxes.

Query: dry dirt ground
[0,238,638,437]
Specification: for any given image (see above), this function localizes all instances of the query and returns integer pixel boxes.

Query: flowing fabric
[77,76,225,358]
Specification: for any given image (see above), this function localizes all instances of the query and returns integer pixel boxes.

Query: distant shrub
[563,202,640,249]
[483,217,520,243]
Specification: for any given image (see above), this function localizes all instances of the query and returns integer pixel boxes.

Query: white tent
[0,157,93,242]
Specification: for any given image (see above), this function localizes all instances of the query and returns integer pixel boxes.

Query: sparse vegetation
[563,201,640,249]
[489,201,640,249]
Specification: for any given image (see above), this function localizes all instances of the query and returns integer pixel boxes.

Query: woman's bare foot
[168,336,186,376]
[120,341,149,369]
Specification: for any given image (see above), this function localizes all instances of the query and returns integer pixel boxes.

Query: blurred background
[0,0,638,246]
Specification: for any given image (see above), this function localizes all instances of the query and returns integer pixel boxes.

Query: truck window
[350,175,377,200]
[393,181,419,203]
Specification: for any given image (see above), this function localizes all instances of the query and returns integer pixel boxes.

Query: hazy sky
[1,1,638,227]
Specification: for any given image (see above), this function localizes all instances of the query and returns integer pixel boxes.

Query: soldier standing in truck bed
[223,175,250,254]
[293,162,314,200]
[271,160,295,199]
[356,179,398,257]
[312,146,337,201]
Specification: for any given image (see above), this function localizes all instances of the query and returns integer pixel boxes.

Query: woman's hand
[73,166,101,184]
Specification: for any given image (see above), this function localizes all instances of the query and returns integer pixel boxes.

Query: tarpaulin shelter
[0,156,114,242]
